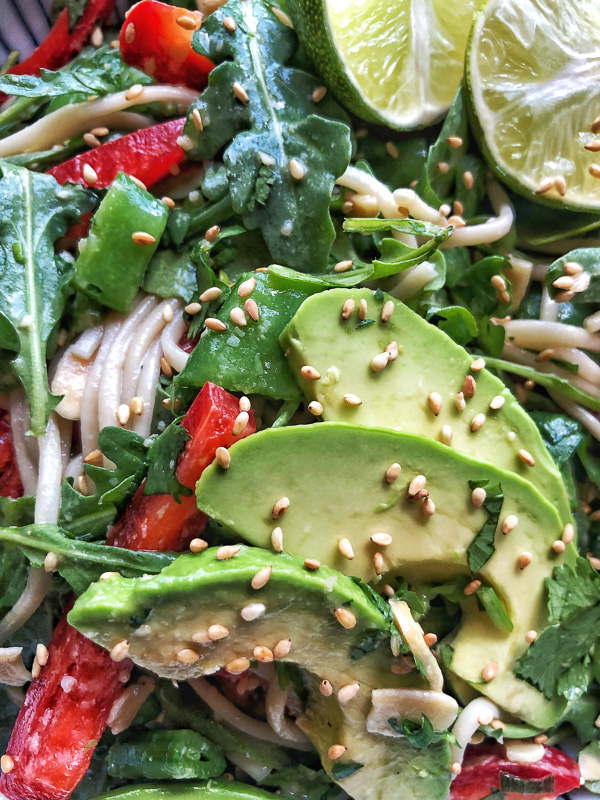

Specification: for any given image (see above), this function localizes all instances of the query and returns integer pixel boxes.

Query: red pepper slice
[120,0,213,90]
[0,383,254,800]
[0,413,24,499]
[449,742,581,800]
[107,381,256,550]
[48,118,187,189]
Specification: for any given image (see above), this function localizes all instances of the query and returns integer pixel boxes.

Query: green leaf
[330,762,363,781]
[466,480,504,574]
[387,715,453,749]
[0,524,175,596]
[0,162,94,434]
[476,585,513,632]
[183,0,352,271]
[530,411,583,467]
[546,559,600,623]
[143,246,198,302]
[426,305,478,347]
[143,419,191,504]
[260,765,342,800]
[546,248,600,303]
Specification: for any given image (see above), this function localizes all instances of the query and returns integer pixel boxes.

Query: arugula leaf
[0,163,94,434]
[466,480,504,574]
[426,305,478,347]
[530,411,583,467]
[184,0,352,271]
[143,419,191,504]
[387,715,453,749]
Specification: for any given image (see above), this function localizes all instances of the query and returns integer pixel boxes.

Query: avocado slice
[89,779,283,800]
[195,423,574,728]
[279,288,571,524]
[70,546,451,800]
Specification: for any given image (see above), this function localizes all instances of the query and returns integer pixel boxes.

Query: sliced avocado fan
[196,423,574,729]
[70,546,451,800]
[279,288,571,525]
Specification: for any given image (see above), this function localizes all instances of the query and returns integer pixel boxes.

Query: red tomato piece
[0,413,24,499]
[0,605,132,800]
[48,118,187,189]
[120,0,213,90]
[449,742,581,800]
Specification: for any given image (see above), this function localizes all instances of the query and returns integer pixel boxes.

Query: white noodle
[107,676,156,735]
[550,348,600,387]
[9,391,38,495]
[501,319,600,353]
[262,664,312,748]
[506,256,532,313]
[65,454,84,481]
[132,339,162,438]
[0,568,52,645]
[540,283,559,323]
[442,181,513,248]
[451,697,501,767]
[227,752,272,783]
[122,299,178,402]
[585,310,600,333]
[71,325,104,361]
[0,86,199,157]
[81,317,123,457]
[161,308,190,374]
[550,391,600,442]
[528,237,600,256]
[388,262,439,302]
[502,343,600,398]
[530,263,550,281]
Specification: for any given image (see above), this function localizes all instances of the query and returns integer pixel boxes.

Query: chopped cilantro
[387,714,454,749]
[466,480,503,573]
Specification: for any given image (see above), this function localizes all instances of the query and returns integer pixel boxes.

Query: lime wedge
[467,0,600,211]
[288,0,480,130]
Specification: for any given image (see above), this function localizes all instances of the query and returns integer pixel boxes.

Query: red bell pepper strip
[0,413,24,499]
[449,742,581,800]
[107,381,255,550]
[0,383,254,800]
[119,0,213,90]
[48,117,187,190]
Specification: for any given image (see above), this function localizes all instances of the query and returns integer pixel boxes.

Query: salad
[0,0,599,799]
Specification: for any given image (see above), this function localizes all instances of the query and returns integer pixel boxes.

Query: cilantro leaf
[388,715,453,749]
[183,0,352,271]
[466,480,504,573]
[547,559,600,623]
[143,419,191,504]
[330,763,363,781]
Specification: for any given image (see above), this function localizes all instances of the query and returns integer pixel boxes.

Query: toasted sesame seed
[463,170,475,190]
[565,261,583,275]
[384,463,401,484]
[233,411,249,436]
[244,298,259,321]
[83,448,103,466]
[455,391,466,412]
[453,200,464,216]
[533,734,549,745]
[177,13,200,30]
[237,277,256,298]
[328,743,347,760]
[562,523,574,544]
[160,357,173,378]
[592,116,600,134]
[304,558,320,571]
[176,134,194,152]
[502,514,518,534]
[110,640,130,662]
[518,552,532,570]
[462,375,476,399]
[490,274,507,293]
[272,496,290,520]
[585,139,600,152]
[289,158,306,180]
[100,571,120,581]
[320,679,333,696]
[370,352,390,372]
[82,163,98,185]
[131,231,156,246]
[439,425,452,446]
[215,446,230,469]
[230,307,247,327]
[254,645,274,662]
[338,538,354,560]
[200,288,222,305]
[216,545,241,562]
[308,401,324,416]
[343,393,362,407]
[439,203,451,217]
[373,552,384,575]
[447,135,463,149]
[448,215,466,228]
[227,656,250,674]
[451,762,462,776]
[128,396,144,417]
[162,398,172,411]
[185,302,202,315]
[438,161,450,174]
[379,300,395,324]
[75,475,89,495]
[273,638,292,658]
[554,176,567,196]
[384,140,399,159]
[338,682,360,703]
[471,413,486,432]
[241,602,266,621]
[333,259,353,273]
[177,648,199,663]
[386,341,399,361]
[125,22,136,43]
[190,109,203,134]
[428,391,442,416]
[311,85,327,102]
[1,755,14,774]
[488,395,505,412]
[359,299,368,320]
[341,299,355,320]
[536,177,554,195]
[518,449,535,467]
[189,538,208,554]
[233,81,249,103]
[341,200,354,215]
[371,532,392,546]
[553,275,574,291]
[590,555,600,571]
[36,642,49,666]
[43,550,58,572]
[552,540,566,554]
[490,719,505,731]
[555,289,576,303]
[205,318,228,333]
[223,15,237,31]
[252,566,272,590]
[301,365,321,381]
[191,630,210,644]
[125,83,144,101]
[596,714,600,728]
[471,358,486,372]
[481,661,498,682]
[31,657,41,679]
[84,132,101,148]
[272,5,293,26]
[335,607,356,629]
[116,404,131,427]
[207,624,230,640]
[464,579,481,596]
[471,487,486,508]
[423,632,438,647]
[205,225,220,243]
[525,630,538,643]
[590,164,600,179]
[423,497,435,516]
[408,474,426,498]
[271,527,283,553]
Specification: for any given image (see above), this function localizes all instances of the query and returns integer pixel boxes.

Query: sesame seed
[338,682,360,703]
[370,352,390,372]
[215,446,230,469]
[453,200,464,217]
[233,81,249,103]
[192,108,204,132]
[84,132,101,148]
[223,15,237,31]
[463,579,481,596]
[592,116,600,134]
[177,648,199,663]
[534,734,549,744]
[491,719,506,731]
[463,170,475,190]
[518,449,535,467]
[455,391,466,412]
[116,404,130,427]
[562,523,574,544]
[481,662,498,682]
[160,357,173,378]
[359,299,368,320]
[192,630,210,644]
[338,538,354,560]
[341,200,354,215]
[230,307,247,327]
[301,365,321,381]
[75,475,89,495]
[308,401,323,416]
[590,164,600,179]
[552,540,566,554]
[554,176,567,196]
[82,164,98,185]
[502,514,518,534]
[423,633,438,647]
[205,225,220,243]
[177,13,200,30]
[237,277,256,298]
[110,640,130,662]
[471,358,486,372]
[334,607,356,629]
[233,411,249,435]
[518,552,532,570]
[596,714,600,728]
[585,139,600,151]
[447,135,463,149]
[272,496,290,519]
[448,215,466,228]
[36,643,49,666]
[334,259,353,273]
[1,755,14,774]
[428,392,442,416]
[31,657,40,679]
[526,630,538,643]
[208,624,230,640]
[471,413,486,432]
[189,538,208,553]
[535,177,554,195]
[437,161,450,174]
[320,679,333,696]
[373,552,384,575]
[205,318,228,333]
[328,744,347,760]
[254,646,274,662]
[131,231,156,246]
[590,555,600,571]
[241,602,266,621]
[176,135,194,152]
[384,463,402,486]
[565,261,583,275]
[408,474,426,498]
[312,86,327,102]
[386,141,399,159]
[245,299,259,321]
[239,396,249,412]
[371,532,392,546]
[84,449,103,466]
[252,566,272,590]
[226,657,250,674]
[380,300,395,323]
[489,395,505,411]
[341,299,355,320]
[43,551,58,572]
[125,22,135,43]
[216,545,241,561]
[162,398,172,411]
[125,83,144,101]
[423,497,435,516]
[304,558,320,571]
[439,203,451,217]
[471,487,486,508]
[343,393,362,407]
[289,158,306,180]
[100,571,120,581]
[385,341,399,362]
[129,396,144,416]
[451,762,462,776]
[271,527,283,552]
[272,6,293,26]
[555,289,575,303]
[273,639,292,659]
[462,375,476,399]
[185,302,202,315]
[439,425,452,445]
[553,276,574,290]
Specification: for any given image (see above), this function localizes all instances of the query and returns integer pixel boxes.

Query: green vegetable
[260,765,344,800]
[72,173,169,313]
[143,419,191,503]
[387,715,453,749]
[466,480,504,574]
[499,774,554,795]
[476,585,513,633]
[107,730,226,780]
[330,763,363,781]
[530,412,583,467]
[89,780,282,800]
[546,248,600,303]
[142,246,198,302]
[0,524,175,595]
[183,0,352,271]
[0,162,94,435]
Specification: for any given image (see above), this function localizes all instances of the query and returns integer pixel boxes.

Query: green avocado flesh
[70,547,451,800]
[196,423,573,728]
[279,288,571,524]
[91,779,280,800]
